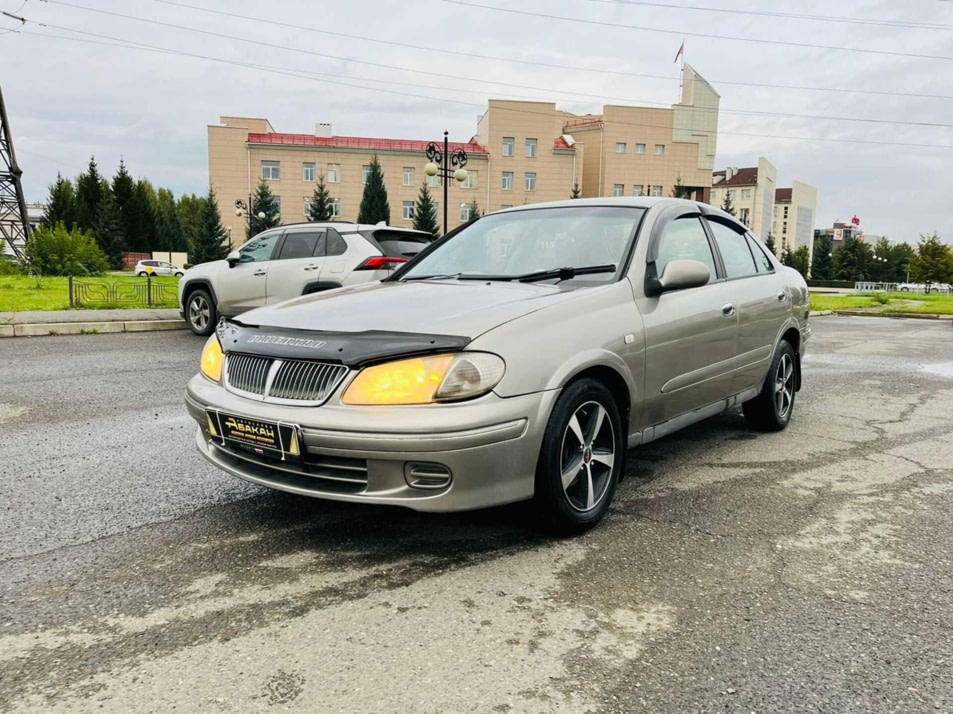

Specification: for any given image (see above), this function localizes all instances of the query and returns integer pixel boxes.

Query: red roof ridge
[247,132,488,154]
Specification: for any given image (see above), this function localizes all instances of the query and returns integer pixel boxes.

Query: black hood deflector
[218,320,471,368]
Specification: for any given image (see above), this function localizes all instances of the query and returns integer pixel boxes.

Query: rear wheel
[138,271,148,277]
[186,288,217,337]
[533,378,624,535]
[743,340,797,432]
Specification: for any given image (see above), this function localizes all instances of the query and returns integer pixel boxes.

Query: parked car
[178,222,434,336]
[135,259,185,277]
[186,198,810,533]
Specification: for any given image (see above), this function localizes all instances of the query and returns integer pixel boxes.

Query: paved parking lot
[1,316,951,712]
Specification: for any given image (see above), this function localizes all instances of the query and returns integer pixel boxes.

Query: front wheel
[533,378,624,535]
[743,340,797,432]
[138,271,148,277]
[185,288,217,337]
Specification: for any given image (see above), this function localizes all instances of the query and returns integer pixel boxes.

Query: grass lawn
[811,292,953,315]
[0,275,180,312]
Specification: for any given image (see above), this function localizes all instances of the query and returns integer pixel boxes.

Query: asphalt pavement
[1,317,951,713]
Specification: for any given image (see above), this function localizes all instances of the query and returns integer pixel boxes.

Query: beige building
[710,157,778,243]
[773,182,818,260]
[207,67,721,240]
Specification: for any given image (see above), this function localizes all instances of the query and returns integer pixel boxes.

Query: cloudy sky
[3,0,952,243]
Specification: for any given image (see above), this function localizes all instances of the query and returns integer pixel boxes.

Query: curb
[809,310,833,317]
[1,319,187,338]
[832,310,953,321]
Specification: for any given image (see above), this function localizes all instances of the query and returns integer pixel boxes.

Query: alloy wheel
[775,354,794,419]
[189,295,210,331]
[560,401,616,512]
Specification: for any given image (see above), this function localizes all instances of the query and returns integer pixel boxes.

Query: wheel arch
[549,352,635,433]
[776,322,802,391]
[182,278,218,309]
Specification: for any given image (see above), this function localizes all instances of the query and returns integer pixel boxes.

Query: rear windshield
[364,229,434,258]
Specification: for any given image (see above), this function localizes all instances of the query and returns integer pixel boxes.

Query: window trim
[401,200,415,221]
[704,216,761,282]
[635,143,646,155]
[302,162,316,182]
[524,172,537,191]
[502,136,515,157]
[525,138,538,158]
[327,164,341,184]
[501,171,514,190]
[261,160,281,181]
[615,142,626,154]
[402,167,415,187]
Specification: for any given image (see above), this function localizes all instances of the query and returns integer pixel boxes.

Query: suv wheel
[185,288,217,336]
[533,378,624,535]
[743,340,797,432]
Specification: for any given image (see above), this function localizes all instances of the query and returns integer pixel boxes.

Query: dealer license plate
[207,411,301,460]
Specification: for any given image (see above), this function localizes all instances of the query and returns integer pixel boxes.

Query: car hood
[232,280,595,338]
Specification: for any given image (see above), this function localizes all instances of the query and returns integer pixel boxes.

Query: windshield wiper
[454,264,617,283]
[402,273,464,281]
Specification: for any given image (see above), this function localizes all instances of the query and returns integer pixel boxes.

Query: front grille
[214,440,368,494]
[227,353,273,395]
[224,353,348,404]
[269,360,349,402]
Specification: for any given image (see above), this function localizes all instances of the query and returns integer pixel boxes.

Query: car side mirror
[226,250,241,268]
[646,259,710,297]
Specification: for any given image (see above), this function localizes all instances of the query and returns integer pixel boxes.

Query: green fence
[69,276,179,308]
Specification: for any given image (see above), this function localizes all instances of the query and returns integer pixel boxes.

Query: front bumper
[186,375,558,512]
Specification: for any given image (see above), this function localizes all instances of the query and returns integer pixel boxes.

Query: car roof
[279,221,430,236]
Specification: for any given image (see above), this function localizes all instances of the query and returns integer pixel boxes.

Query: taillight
[356,256,408,271]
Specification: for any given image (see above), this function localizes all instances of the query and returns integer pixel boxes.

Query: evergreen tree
[764,232,777,257]
[571,183,581,199]
[42,173,78,229]
[466,201,481,222]
[111,159,135,240]
[810,234,835,280]
[177,193,207,252]
[889,242,916,283]
[248,180,281,239]
[192,188,231,265]
[788,246,810,278]
[834,235,873,281]
[25,222,109,276]
[75,156,108,233]
[308,174,333,222]
[156,188,187,252]
[910,232,953,284]
[93,196,128,270]
[671,174,691,199]
[412,182,439,238]
[357,156,390,225]
[125,179,158,251]
[720,189,735,216]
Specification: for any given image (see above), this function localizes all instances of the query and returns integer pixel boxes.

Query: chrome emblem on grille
[248,335,327,349]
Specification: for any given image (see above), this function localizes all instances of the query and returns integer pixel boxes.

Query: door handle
[253,269,267,276]
[777,290,787,302]
[722,302,736,317]
[304,265,320,271]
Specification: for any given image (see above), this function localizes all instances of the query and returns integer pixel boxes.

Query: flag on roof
[674,41,685,64]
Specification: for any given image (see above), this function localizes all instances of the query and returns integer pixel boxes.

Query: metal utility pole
[0,85,30,260]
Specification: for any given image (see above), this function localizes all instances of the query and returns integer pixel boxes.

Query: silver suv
[178,222,434,335]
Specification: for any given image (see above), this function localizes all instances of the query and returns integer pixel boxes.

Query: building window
[654,145,665,156]
[524,172,537,191]
[502,137,514,156]
[402,167,415,186]
[773,206,778,217]
[650,185,663,197]
[327,164,340,183]
[402,201,415,220]
[362,165,372,184]
[463,170,478,189]
[525,138,537,158]
[329,198,341,218]
[502,171,513,190]
[711,190,718,202]
[460,203,471,222]
[783,206,789,218]
[742,188,752,199]
[613,184,624,197]
[740,207,750,225]
[615,142,626,154]
[635,144,646,154]
[727,189,735,199]
[261,160,280,180]
[302,162,316,182]
[633,185,643,197]
[427,173,440,187]
[303,197,312,216]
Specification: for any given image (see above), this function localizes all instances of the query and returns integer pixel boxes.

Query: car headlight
[200,334,224,382]
[342,353,505,405]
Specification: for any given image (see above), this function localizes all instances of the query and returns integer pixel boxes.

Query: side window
[239,232,282,263]
[326,228,348,257]
[277,231,323,260]
[746,234,775,273]
[655,216,716,283]
[707,220,757,279]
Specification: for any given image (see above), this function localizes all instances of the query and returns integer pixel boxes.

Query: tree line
[809,233,951,284]
[39,156,230,272]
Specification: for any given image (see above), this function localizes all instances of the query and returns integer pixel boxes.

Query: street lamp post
[235,197,277,239]
[424,130,468,236]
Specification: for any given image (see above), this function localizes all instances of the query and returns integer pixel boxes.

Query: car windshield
[400,206,645,283]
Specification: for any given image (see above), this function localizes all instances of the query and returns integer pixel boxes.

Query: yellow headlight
[200,335,224,382]
[342,354,455,405]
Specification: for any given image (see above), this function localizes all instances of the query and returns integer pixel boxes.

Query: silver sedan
[186,198,809,533]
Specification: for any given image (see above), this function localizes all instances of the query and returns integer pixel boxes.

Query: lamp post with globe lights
[424,131,468,236]
[235,197,280,240]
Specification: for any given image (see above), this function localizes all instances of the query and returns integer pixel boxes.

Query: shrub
[24,222,110,276]
[0,255,22,275]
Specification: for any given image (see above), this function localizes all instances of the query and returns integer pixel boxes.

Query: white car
[178,222,435,335]
[135,259,185,277]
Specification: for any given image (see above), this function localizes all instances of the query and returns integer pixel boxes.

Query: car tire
[175,272,184,278]
[185,288,217,337]
[533,378,624,535]
[138,271,148,277]
[743,340,797,432]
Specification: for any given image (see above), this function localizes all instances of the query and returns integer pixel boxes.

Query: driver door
[217,230,282,315]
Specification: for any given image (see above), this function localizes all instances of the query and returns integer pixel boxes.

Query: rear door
[636,212,739,426]
[216,230,282,315]
[265,228,327,304]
